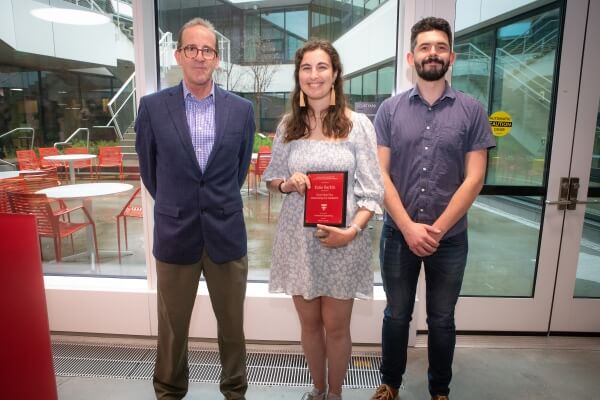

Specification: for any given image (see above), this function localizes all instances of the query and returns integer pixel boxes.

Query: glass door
[548,0,600,332]
[442,0,597,332]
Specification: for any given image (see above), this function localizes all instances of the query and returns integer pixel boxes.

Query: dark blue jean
[379,224,468,397]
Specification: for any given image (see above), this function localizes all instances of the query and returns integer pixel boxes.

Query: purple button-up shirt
[183,81,216,172]
[375,82,495,238]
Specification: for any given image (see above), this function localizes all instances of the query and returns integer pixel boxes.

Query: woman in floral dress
[263,39,383,400]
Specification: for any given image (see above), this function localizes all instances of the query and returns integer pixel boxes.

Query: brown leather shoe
[370,384,399,400]
[431,396,449,400]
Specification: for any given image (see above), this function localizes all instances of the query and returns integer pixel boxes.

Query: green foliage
[62,139,119,155]
[253,133,272,153]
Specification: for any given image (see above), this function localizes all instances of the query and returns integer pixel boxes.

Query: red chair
[20,174,71,221]
[38,147,67,177]
[253,151,272,193]
[116,187,143,263]
[16,149,40,170]
[96,146,123,181]
[64,147,94,178]
[253,151,272,221]
[8,191,99,262]
[22,172,61,191]
[0,177,24,213]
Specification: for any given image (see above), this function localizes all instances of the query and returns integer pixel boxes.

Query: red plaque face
[303,171,348,227]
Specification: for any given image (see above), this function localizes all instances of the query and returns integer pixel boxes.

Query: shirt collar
[409,80,456,105]
[182,80,215,102]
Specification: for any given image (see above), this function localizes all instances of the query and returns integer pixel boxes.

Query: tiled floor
[53,335,600,400]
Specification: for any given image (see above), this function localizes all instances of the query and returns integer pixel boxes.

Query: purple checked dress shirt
[183,82,216,172]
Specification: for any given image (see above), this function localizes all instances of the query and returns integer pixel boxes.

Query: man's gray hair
[176,17,218,52]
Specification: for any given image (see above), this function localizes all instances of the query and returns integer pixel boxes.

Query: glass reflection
[574,104,600,297]
[462,196,542,297]
[452,8,561,187]
[0,2,141,278]
[158,0,397,278]
[574,201,600,298]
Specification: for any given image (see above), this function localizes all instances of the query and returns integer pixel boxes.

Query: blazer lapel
[165,83,203,173]
[203,85,229,172]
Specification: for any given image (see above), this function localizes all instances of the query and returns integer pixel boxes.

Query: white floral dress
[263,112,384,300]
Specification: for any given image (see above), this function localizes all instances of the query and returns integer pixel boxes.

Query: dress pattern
[263,112,384,300]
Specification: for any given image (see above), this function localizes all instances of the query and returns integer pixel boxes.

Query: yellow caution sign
[489,111,513,137]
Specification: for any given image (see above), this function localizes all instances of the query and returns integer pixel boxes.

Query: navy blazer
[135,83,255,264]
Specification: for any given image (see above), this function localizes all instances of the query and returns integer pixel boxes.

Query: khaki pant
[153,251,248,400]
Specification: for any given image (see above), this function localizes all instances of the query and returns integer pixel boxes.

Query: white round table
[38,182,132,199]
[0,171,19,180]
[0,170,41,179]
[44,154,97,183]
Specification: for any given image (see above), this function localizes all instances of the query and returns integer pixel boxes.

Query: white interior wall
[45,277,388,343]
[0,0,17,48]
[333,0,398,77]
[216,0,400,94]
[3,0,133,67]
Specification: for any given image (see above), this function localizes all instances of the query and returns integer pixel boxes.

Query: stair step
[123,153,139,161]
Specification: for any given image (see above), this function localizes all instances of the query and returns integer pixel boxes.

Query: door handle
[545,199,572,206]
[573,199,600,205]
[546,177,571,210]
[546,177,597,210]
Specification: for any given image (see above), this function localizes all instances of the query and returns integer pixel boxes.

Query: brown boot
[370,384,399,400]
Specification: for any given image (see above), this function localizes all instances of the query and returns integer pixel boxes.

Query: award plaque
[303,171,348,227]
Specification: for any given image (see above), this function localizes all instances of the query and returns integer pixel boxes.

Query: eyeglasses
[178,45,218,60]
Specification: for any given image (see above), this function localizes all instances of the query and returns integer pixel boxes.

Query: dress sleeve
[263,122,290,182]
[352,113,384,212]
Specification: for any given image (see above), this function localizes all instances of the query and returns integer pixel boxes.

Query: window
[157,0,398,280]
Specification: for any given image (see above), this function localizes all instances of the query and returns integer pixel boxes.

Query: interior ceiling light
[30,7,110,25]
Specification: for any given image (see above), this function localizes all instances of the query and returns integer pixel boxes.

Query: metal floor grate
[52,341,382,388]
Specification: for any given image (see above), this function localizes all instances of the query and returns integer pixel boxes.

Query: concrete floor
[54,335,600,400]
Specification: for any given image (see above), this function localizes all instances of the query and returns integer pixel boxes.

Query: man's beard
[415,56,450,81]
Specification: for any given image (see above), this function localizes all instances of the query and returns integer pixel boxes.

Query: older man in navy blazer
[135,17,255,400]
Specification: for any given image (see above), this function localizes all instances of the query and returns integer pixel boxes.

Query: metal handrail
[502,18,559,54]
[0,128,35,149]
[107,89,136,138]
[63,0,108,15]
[496,47,552,85]
[106,89,135,127]
[455,42,551,107]
[108,72,135,110]
[106,72,135,139]
[0,128,35,168]
[53,128,90,150]
[0,159,16,168]
[523,30,558,55]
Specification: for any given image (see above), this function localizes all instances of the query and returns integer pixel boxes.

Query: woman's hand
[282,172,311,194]
[315,224,357,248]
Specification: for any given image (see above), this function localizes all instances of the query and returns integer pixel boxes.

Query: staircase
[120,128,139,180]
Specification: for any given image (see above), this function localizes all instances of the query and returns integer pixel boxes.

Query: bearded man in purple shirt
[371,17,495,400]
